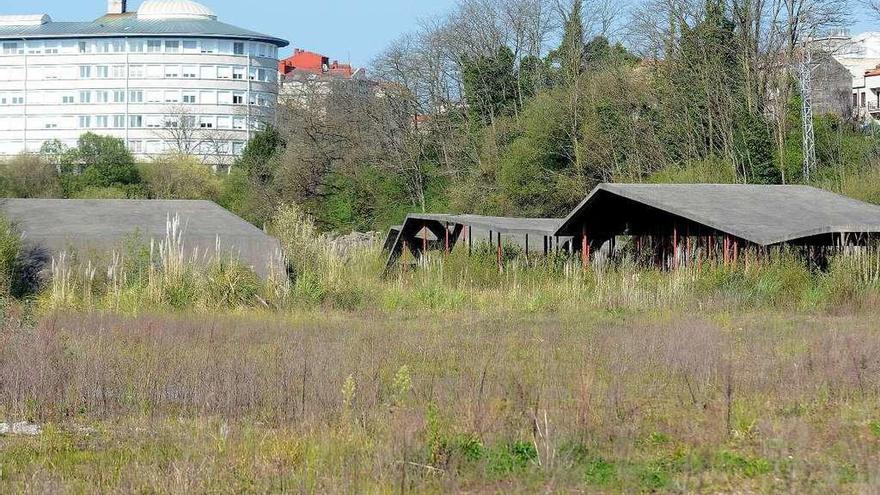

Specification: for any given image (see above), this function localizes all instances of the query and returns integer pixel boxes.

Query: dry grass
[0,308,878,493]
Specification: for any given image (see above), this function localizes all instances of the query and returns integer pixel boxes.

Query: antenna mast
[800,47,816,182]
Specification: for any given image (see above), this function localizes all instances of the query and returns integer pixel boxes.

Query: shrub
[0,154,62,198]
[140,154,220,201]
[71,186,129,199]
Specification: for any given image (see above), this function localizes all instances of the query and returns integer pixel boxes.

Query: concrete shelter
[0,198,283,278]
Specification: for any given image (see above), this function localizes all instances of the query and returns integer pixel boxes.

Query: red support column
[733,239,739,265]
[581,226,588,270]
[673,224,679,269]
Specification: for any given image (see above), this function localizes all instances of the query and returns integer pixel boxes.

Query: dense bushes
[139,154,220,201]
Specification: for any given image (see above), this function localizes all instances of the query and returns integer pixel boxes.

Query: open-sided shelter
[384,213,565,270]
[554,183,880,267]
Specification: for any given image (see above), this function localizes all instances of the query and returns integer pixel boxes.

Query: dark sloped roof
[0,14,288,46]
[556,183,880,245]
[404,213,562,236]
[0,199,283,277]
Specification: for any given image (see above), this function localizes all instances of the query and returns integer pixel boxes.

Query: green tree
[461,47,519,126]
[60,133,143,197]
[548,0,585,83]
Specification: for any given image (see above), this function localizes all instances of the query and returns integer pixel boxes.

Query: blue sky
[9,0,457,67]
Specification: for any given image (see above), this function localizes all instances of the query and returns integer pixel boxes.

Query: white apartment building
[0,0,288,162]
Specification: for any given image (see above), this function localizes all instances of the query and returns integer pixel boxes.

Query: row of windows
[1,63,277,83]
[1,39,278,59]
[126,140,246,155]
[0,89,275,107]
[74,114,251,130]
[0,114,251,131]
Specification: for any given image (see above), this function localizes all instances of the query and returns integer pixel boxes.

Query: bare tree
[153,105,206,155]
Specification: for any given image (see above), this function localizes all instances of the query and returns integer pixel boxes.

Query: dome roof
[137,0,217,20]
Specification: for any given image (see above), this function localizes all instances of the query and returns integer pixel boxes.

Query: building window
[79,91,91,103]
[147,40,162,53]
[112,65,126,78]
[129,40,144,52]
[182,92,196,104]
[26,42,42,55]
[164,91,179,103]
[45,122,58,129]
[95,115,109,128]
[232,67,244,80]
[129,115,143,128]
[78,41,89,53]
[96,66,109,78]
[80,66,92,78]
[232,117,244,129]
[113,115,125,128]
[232,94,244,105]
[11,96,24,105]
[96,91,109,103]
[232,142,244,155]
[62,95,75,104]
[44,42,59,54]
[78,116,92,128]
[200,40,216,54]
[217,66,232,79]
[182,40,198,53]
[199,117,214,128]
[200,66,216,79]
[2,42,20,55]
[128,140,143,153]
[129,90,143,103]
[113,90,125,103]
[165,40,180,53]
[233,42,245,55]
[129,65,144,78]
[861,92,867,107]
[164,65,180,78]
[182,66,197,78]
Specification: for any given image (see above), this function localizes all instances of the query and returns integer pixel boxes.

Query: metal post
[525,234,529,260]
[422,223,427,261]
[543,236,548,256]
[497,233,503,271]
[468,225,472,255]
[444,222,450,255]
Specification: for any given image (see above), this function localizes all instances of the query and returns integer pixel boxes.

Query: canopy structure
[384,213,565,270]
[0,199,284,278]
[555,183,880,246]
[550,183,880,269]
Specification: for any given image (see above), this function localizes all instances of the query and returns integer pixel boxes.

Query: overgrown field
[0,309,878,493]
[2,208,880,493]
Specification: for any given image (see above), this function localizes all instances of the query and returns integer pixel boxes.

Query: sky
[6,0,458,67]
[6,0,878,66]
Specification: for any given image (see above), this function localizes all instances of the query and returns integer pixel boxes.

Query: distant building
[811,54,855,119]
[277,48,373,105]
[831,32,880,120]
[0,0,289,162]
